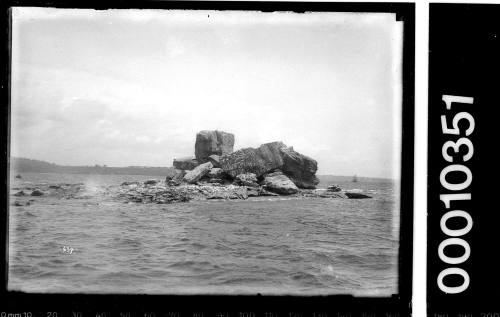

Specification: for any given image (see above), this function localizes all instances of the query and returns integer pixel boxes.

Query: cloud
[165,36,187,58]
[11,9,402,178]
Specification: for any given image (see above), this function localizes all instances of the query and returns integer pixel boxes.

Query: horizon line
[10,156,398,181]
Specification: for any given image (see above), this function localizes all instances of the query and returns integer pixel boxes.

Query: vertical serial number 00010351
[438,94,475,294]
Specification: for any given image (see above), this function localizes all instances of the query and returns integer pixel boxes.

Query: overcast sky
[11,8,402,178]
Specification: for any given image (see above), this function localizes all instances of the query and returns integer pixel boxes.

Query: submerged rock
[183,162,213,184]
[344,192,372,199]
[262,170,299,195]
[14,190,26,196]
[195,130,235,163]
[31,189,44,196]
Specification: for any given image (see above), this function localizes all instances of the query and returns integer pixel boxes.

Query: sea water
[8,173,399,295]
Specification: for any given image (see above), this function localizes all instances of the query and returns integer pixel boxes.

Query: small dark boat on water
[15,174,22,179]
[352,174,358,182]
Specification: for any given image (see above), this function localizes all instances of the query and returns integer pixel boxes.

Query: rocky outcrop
[195,130,234,163]
[174,131,318,189]
[183,162,213,184]
[262,170,299,195]
[173,157,199,170]
[235,173,259,187]
[10,179,373,206]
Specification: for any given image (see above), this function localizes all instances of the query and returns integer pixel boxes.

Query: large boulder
[173,157,199,170]
[183,162,213,184]
[165,169,186,182]
[220,141,319,189]
[280,146,319,189]
[262,170,299,195]
[220,141,285,178]
[195,130,234,163]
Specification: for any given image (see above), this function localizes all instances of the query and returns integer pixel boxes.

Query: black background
[0,2,414,317]
[428,4,500,315]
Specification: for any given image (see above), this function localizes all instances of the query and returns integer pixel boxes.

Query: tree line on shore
[10,157,174,176]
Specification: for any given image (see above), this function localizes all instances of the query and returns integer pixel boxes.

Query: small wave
[167,260,214,269]
[34,270,61,279]
[320,264,335,275]
[290,271,324,287]
[71,263,98,271]
[313,252,332,263]
[336,252,393,270]
[100,271,145,280]
[113,237,142,249]
[346,189,363,193]
[144,269,170,278]
[214,243,233,251]
[9,264,38,275]
[15,223,31,232]
[49,258,65,264]
[190,242,208,250]
[24,211,37,217]
[215,276,267,285]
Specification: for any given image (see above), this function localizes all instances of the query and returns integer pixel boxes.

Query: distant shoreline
[10,157,396,182]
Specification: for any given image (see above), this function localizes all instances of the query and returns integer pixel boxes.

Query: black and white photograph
[7,6,406,297]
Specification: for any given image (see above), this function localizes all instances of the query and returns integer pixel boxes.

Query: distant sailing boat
[352,174,358,182]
